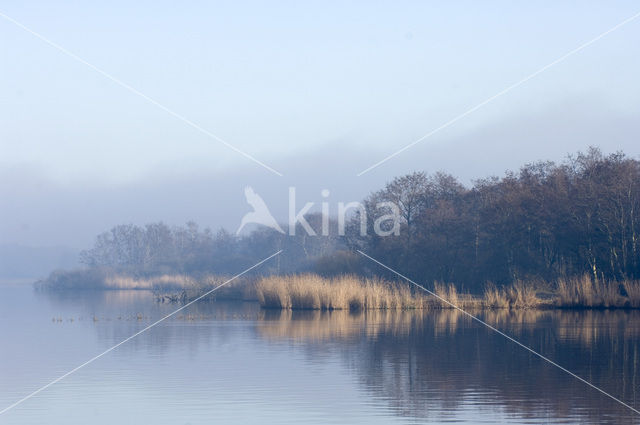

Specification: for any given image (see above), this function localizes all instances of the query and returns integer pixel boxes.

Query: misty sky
[1,1,640,248]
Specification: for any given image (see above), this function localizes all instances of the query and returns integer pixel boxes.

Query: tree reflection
[257,308,640,424]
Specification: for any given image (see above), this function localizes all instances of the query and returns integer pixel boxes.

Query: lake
[0,283,639,424]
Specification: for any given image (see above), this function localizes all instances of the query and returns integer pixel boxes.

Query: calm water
[0,284,639,424]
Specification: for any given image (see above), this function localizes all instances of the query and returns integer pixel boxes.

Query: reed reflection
[256,308,640,424]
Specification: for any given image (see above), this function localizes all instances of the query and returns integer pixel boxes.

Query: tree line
[78,216,346,277]
[78,148,640,292]
[348,147,640,290]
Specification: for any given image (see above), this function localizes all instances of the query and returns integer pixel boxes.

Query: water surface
[0,284,639,424]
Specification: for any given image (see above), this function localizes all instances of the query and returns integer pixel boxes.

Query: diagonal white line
[0,11,283,177]
[356,250,640,416]
[0,250,282,416]
[357,10,640,176]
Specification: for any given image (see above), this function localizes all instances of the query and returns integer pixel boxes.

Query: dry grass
[256,275,482,311]
[434,281,459,308]
[257,275,548,311]
[104,274,198,290]
[483,281,541,309]
[103,274,251,303]
[256,274,434,310]
[483,282,510,309]
[36,269,202,291]
[556,275,625,308]
[623,280,640,308]
[45,268,640,311]
[506,281,540,309]
[157,274,640,310]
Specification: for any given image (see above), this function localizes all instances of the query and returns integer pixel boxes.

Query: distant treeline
[66,148,640,293]
[77,216,346,278]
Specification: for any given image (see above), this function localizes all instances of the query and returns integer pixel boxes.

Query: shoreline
[35,271,640,311]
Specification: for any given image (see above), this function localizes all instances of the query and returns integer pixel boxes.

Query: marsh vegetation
[256,274,640,311]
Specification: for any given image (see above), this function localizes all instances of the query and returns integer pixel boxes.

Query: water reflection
[20,288,640,424]
[257,309,426,341]
[256,308,640,424]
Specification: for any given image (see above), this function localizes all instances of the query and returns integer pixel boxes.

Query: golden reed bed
[257,274,495,311]
[256,274,430,310]
[101,272,640,310]
[256,274,640,311]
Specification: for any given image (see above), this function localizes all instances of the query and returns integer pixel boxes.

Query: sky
[1,0,640,248]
